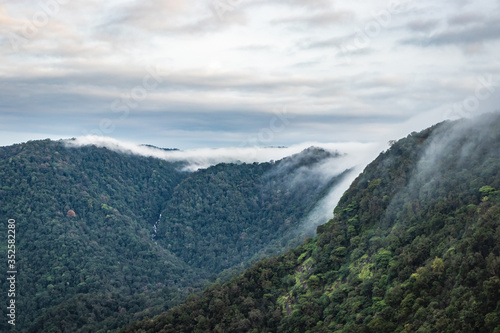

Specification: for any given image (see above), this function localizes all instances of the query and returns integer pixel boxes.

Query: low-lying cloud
[65,135,381,172]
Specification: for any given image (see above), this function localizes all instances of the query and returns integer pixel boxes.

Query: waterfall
[151,213,161,240]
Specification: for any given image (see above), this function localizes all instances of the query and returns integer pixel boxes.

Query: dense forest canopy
[122,113,500,333]
[0,140,347,332]
[156,147,348,274]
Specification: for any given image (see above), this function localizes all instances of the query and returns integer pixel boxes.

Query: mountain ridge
[122,113,500,333]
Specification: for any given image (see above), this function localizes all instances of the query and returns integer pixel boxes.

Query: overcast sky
[1,0,499,149]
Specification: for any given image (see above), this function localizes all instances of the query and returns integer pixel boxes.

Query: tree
[431,257,444,275]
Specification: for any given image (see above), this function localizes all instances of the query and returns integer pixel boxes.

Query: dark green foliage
[124,113,500,333]
[0,140,197,332]
[0,141,342,332]
[121,245,307,333]
[158,147,345,273]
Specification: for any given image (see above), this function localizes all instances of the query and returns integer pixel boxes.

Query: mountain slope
[0,140,197,332]
[122,113,500,333]
[157,147,347,274]
[0,140,348,332]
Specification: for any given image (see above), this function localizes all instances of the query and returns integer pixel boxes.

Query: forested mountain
[156,147,347,275]
[123,113,500,333]
[0,140,346,332]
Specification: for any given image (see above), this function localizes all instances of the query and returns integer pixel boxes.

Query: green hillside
[122,113,500,333]
[0,140,194,332]
[157,147,346,274]
[0,141,344,332]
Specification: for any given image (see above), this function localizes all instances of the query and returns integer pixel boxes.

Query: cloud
[406,18,440,32]
[2,0,500,152]
[97,0,253,37]
[232,44,273,51]
[448,12,485,26]
[65,135,380,172]
[299,34,354,50]
[298,168,356,233]
[356,74,414,89]
[382,112,500,227]
[402,18,500,48]
[271,11,353,28]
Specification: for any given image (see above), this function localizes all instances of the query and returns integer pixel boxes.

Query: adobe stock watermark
[81,64,166,137]
[6,0,69,52]
[210,0,247,20]
[239,106,296,159]
[333,0,415,65]
[6,219,17,326]
[444,74,499,119]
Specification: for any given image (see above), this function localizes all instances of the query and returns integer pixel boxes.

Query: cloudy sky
[1,0,499,149]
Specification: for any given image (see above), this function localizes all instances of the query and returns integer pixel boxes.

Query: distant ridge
[140,144,180,151]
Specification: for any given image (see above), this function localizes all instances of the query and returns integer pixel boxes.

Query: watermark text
[6,219,17,326]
